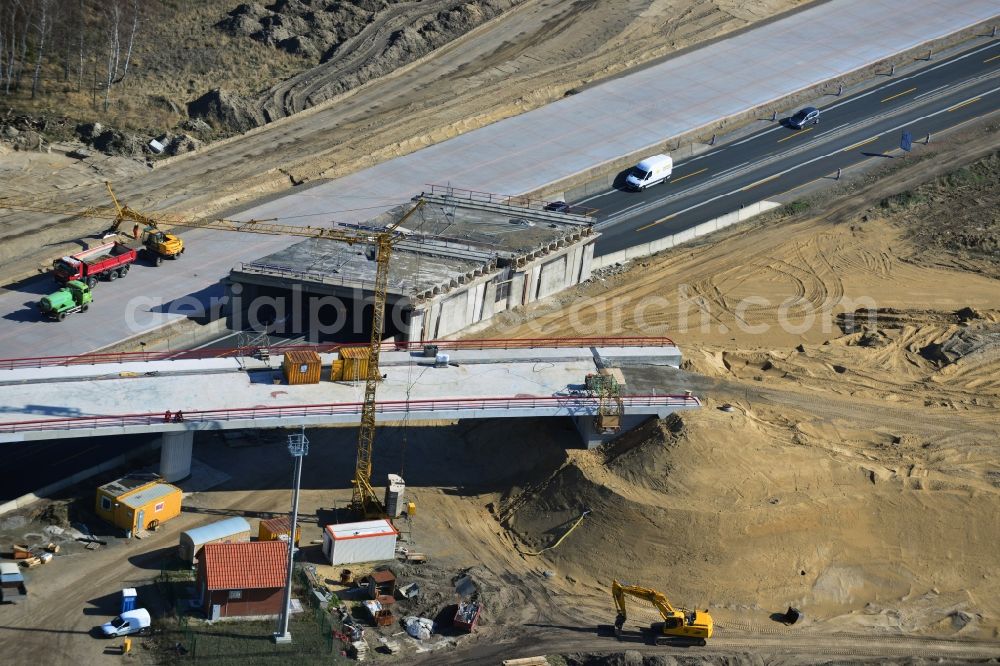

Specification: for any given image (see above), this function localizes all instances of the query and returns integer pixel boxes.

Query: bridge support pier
[159,430,194,482]
[573,414,658,449]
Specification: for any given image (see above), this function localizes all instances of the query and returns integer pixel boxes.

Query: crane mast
[353,235,392,517]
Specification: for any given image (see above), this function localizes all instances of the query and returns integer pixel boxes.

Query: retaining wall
[0,440,159,516]
[591,200,781,270]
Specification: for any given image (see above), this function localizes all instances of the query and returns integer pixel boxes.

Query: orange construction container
[282,350,321,384]
[335,346,375,382]
[258,516,301,546]
[95,475,183,534]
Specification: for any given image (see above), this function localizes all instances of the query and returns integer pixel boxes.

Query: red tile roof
[202,541,288,590]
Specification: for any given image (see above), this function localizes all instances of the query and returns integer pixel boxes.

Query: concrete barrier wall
[592,200,780,270]
[0,440,160,516]
[96,315,229,354]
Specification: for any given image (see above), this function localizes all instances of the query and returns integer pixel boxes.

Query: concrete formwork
[227,192,598,342]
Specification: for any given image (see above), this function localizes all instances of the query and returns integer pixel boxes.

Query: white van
[625,154,673,191]
[99,608,151,637]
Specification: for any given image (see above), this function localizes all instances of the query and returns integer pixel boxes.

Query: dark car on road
[544,201,572,213]
[787,106,820,130]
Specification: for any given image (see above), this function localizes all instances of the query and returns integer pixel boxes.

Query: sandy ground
[467,122,1000,648]
[0,0,807,276]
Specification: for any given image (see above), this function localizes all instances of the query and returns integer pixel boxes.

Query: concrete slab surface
[0,346,698,441]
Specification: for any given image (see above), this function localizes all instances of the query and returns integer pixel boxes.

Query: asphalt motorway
[588,40,1000,256]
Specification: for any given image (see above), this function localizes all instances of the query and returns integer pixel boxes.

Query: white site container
[322,519,398,565]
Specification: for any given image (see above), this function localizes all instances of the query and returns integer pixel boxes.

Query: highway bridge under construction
[0,338,700,481]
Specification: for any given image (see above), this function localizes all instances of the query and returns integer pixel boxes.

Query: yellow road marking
[741,174,779,192]
[777,127,813,143]
[946,96,980,112]
[842,136,880,152]
[985,54,1000,64]
[881,86,916,103]
[636,212,678,232]
[670,168,707,184]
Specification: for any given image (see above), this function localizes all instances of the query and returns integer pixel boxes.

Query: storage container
[282,350,321,384]
[178,516,252,563]
[340,346,374,382]
[95,475,183,535]
[322,519,398,565]
[258,516,301,546]
[384,474,405,518]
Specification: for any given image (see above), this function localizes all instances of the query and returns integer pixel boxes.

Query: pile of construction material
[11,542,59,568]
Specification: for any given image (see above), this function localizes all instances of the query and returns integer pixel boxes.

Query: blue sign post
[900,131,913,152]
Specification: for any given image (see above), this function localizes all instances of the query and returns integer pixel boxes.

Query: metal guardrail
[0,394,700,434]
[0,337,676,370]
[425,184,598,218]
[234,262,389,292]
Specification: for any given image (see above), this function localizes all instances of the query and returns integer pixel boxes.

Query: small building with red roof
[197,541,288,619]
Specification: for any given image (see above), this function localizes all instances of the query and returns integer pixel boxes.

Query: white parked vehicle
[99,608,151,637]
[625,154,673,191]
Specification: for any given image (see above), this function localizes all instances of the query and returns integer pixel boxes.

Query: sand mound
[500,407,1000,636]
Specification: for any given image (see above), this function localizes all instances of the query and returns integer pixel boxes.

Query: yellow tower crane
[0,184,425,518]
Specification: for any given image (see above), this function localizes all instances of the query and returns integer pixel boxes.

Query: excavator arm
[610,579,712,642]
[104,182,161,235]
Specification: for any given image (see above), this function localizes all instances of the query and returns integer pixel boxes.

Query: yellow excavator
[104,182,184,265]
[611,579,713,645]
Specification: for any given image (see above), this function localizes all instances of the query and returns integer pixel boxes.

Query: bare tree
[115,0,138,85]
[77,0,85,91]
[0,6,6,91]
[30,0,51,98]
[101,0,140,110]
[3,0,28,95]
[103,0,120,110]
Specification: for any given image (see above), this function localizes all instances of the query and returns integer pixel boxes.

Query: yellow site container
[334,346,375,382]
[282,350,321,384]
[95,475,183,534]
[258,516,301,546]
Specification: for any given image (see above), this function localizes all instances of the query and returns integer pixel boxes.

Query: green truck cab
[38,280,93,321]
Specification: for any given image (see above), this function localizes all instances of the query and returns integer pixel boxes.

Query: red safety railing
[0,336,676,371]
[0,394,700,435]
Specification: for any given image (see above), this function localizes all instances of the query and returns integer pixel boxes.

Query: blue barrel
[121,587,137,612]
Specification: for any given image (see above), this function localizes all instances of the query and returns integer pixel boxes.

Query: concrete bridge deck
[0,344,698,445]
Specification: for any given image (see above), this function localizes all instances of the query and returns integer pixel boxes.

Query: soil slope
[480,128,1000,640]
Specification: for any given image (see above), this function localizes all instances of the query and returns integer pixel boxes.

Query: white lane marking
[617,84,1000,233]
[914,84,949,100]
[823,41,1000,113]
[580,46,998,213]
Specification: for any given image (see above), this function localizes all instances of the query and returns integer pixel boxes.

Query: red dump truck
[51,241,137,288]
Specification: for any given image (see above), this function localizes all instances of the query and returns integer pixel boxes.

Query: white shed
[322,519,398,565]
